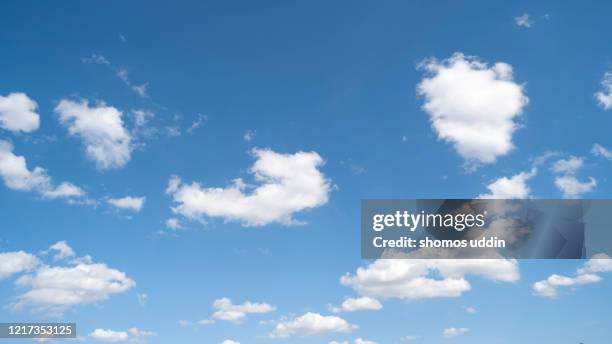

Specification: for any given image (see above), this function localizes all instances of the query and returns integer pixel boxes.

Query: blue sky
[1,1,612,343]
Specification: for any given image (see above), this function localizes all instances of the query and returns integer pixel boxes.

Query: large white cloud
[269,312,356,339]
[417,53,528,165]
[533,254,612,298]
[212,297,275,323]
[167,148,331,226]
[595,71,612,110]
[55,99,132,170]
[478,168,536,199]
[0,92,40,133]
[0,140,84,199]
[341,259,519,300]
[0,251,39,279]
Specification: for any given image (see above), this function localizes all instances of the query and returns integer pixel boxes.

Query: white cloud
[82,54,110,65]
[551,156,596,198]
[0,140,84,199]
[331,297,382,313]
[354,339,377,344]
[417,53,528,165]
[11,250,135,315]
[592,143,612,160]
[220,341,240,344]
[137,293,147,306]
[595,71,612,110]
[46,241,75,260]
[107,196,145,212]
[269,312,356,339]
[90,329,128,342]
[212,297,276,323]
[533,254,612,298]
[243,130,255,142]
[514,13,532,28]
[551,156,583,174]
[167,148,331,226]
[478,168,536,199]
[554,175,596,198]
[0,92,40,133]
[465,306,477,314]
[187,114,207,134]
[341,259,519,300]
[0,251,39,279]
[443,327,469,338]
[329,341,348,344]
[55,99,133,170]
[165,218,183,230]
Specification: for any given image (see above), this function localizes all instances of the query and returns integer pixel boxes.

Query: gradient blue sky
[1,1,612,343]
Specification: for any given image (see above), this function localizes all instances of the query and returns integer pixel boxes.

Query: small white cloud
[0,140,84,200]
[243,130,255,142]
[167,148,331,226]
[478,168,536,199]
[551,156,583,174]
[555,175,596,198]
[107,196,145,212]
[0,92,40,133]
[82,54,110,65]
[55,99,133,170]
[592,143,612,160]
[595,71,612,110]
[46,241,75,261]
[165,218,183,230]
[331,297,382,313]
[354,339,377,344]
[90,329,128,342]
[269,312,356,339]
[187,114,207,134]
[212,297,275,323]
[465,306,477,314]
[417,53,528,165]
[443,327,468,338]
[515,13,532,28]
[220,340,240,344]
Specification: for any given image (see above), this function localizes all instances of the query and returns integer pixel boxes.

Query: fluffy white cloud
[0,251,39,279]
[514,13,532,28]
[331,297,382,313]
[90,329,128,342]
[269,312,356,339]
[417,53,528,165]
[107,196,145,212]
[595,71,612,110]
[220,341,240,344]
[212,297,275,323]
[592,143,612,160]
[329,341,348,344]
[0,92,40,133]
[443,327,469,338]
[341,259,519,300]
[167,148,331,226]
[55,99,132,170]
[533,254,612,298]
[0,140,84,199]
[478,168,536,199]
[12,254,135,315]
[165,218,183,230]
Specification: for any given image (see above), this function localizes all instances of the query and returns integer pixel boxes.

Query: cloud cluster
[0,92,40,133]
[269,312,356,339]
[341,259,519,300]
[418,53,528,165]
[0,140,84,199]
[55,99,133,170]
[595,71,612,110]
[89,327,155,342]
[533,253,612,298]
[167,148,331,226]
